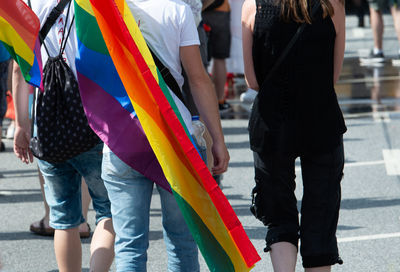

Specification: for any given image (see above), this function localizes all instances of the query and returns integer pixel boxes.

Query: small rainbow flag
[75,0,261,270]
[0,0,42,88]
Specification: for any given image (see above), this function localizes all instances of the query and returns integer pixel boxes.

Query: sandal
[30,219,91,238]
[79,223,91,239]
[30,218,55,236]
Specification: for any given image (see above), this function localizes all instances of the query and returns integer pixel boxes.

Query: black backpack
[29,0,100,163]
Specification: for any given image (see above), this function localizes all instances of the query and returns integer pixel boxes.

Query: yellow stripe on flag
[0,16,34,65]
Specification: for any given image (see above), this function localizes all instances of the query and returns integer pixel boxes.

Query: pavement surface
[2,13,400,272]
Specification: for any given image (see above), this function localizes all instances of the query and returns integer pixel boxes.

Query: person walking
[100,0,230,271]
[12,0,115,271]
[202,0,232,115]
[360,0,400,65]
[242,0,346,270]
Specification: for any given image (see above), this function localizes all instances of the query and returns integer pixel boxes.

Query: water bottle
[192,116,207,162]
[191,116,206,148]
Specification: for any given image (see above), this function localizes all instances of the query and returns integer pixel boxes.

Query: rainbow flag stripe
[0,43,10,62]
[78,0,261,270]
[0,0,42,88]
[74,0,170,191]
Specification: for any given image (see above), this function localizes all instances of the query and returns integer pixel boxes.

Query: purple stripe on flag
[77,71,171,192]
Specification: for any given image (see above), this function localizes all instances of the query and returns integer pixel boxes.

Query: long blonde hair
[280,0,342,24]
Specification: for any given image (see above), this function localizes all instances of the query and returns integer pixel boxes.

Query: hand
[211,140,230,175]
[13,124,33,164]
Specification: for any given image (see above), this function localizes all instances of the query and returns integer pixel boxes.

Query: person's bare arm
[180,45,230,175]
[330,0,346,84]
[242,0,258,90]
[12,61,34,164]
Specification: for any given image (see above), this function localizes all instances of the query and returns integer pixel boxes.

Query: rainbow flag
[0,0,42,88]
[74,0,170,191]
[75,0,261,270]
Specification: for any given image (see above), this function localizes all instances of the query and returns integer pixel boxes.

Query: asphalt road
[2,112,400,271]
[2,13,400,272]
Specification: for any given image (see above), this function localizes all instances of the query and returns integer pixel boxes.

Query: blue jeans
[102,144,199,272]
[38,143,111,229]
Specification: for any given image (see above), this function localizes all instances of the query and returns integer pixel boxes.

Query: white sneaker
[240,88,257,104]
[6,122,15,139]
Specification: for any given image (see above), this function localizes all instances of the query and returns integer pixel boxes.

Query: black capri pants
[253,139,344,268]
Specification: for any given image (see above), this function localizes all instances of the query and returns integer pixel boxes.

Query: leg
[90,217,115,272]
[101,145,153,272]
[300,140,344,269]
[391,5,400,46]
[70,144,115,271]
[369,7,384,50]
[211,58,227,101]
[270,242,297,272]
[305,267,331,272]
[54,227,82,272]
[30,169,53,235]
[78,179,92,235]
[37,159,86,272]
[353,0,365,27]
[158,186,199,272]
[252,151,299,272]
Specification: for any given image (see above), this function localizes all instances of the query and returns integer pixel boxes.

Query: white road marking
[352,28,366,38]
[382,149,400,175]
[373,111,391,123]
[338,232,400,243]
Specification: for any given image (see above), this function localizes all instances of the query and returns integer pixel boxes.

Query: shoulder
[242,0,256,18]
[242,0,256,27]
[165,0,192,12]
[242,0,256,12]
[328,0,345,32]
[30,0,56,22]
[329,0,345,16]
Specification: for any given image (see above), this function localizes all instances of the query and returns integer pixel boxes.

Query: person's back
[242,0,346,270]
[126,0,197,133]
[252,0,346,154]
[101,0,229,270]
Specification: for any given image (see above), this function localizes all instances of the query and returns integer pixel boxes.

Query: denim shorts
[368,0,399,11]
[202,11,231,59]
[37,143,111,229]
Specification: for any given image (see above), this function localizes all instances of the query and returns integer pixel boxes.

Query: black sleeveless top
[253,0,346,154]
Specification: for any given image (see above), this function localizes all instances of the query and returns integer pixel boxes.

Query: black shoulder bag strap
[149,48,186,105]
[259,1,321,92]
[39,0,72,44]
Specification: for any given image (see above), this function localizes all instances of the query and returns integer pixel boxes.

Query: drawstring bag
[29,0,99,163]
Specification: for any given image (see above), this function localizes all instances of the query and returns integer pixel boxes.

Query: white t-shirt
[29,0,78,78]
[127,0,200,133]
[31,0,199,133]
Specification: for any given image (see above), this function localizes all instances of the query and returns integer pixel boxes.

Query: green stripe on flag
[172,190,235,272]
[75,2,109,55]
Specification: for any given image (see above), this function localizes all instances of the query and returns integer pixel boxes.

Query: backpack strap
[39,0,71,43]
[149,48,186,106]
